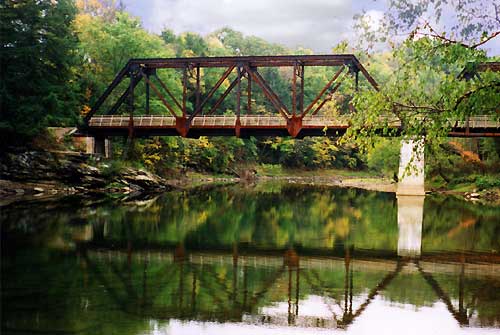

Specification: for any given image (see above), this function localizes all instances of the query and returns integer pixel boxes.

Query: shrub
[475,175,500,189]
[366,138,400,178]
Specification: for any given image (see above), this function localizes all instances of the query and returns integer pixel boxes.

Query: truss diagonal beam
[244,65,290,120]
[84,65,129,122]
[207,69,247,115]
[340,260,405,327]
[105,76,142,116]
[139,70,178,117]
[311,72,349,116]
[416,262,468,325]
[188,65,236,122]
[153,74,183,112]
[302,66,346,117]
[248,267,287,312]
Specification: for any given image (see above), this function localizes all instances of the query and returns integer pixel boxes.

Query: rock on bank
[0,150,172,199]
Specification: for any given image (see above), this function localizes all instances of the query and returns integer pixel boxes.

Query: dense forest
[1,0,499,187]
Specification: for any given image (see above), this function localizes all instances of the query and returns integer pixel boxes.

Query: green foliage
[101,159,127,178]
[6,0,497,183]
[0,0,80,143]
[366,138,400,178]
[75,10,177,115]
[475,175,500,190]
[256,164,283,176]
[349,38,499,147]
[349,0,500,168]
[424,137,500,189]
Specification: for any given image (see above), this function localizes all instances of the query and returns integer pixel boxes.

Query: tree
[0,0,80,144]
[74,10,177,116]
[349,0,500,147]
[355,0,500,50]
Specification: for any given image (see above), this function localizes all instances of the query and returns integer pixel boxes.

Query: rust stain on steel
[287,115,303,137]
[175,116,189,137]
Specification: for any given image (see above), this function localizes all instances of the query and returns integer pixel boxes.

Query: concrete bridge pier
[85,136,111,158]
[397,137,425,196]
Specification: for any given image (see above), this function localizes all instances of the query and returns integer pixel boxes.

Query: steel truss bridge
[80,55,500,139]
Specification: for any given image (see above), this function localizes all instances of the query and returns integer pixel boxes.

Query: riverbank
[1,149,499,206]
[0,150,173,206]
[185,169,500,205]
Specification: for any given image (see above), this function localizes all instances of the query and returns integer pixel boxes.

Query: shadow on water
[1,183,500,334]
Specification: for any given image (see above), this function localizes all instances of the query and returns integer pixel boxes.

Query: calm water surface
[1,183,499,335]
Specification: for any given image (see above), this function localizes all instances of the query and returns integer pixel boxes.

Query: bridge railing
[88,115,499,129]
[88,115,354,127]
[451,115,500,128]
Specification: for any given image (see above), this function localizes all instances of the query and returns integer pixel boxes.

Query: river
[1,182,499,334]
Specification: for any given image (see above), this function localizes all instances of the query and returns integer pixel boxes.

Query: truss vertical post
[458,256,465,320]
[295,266,299,316]
[191,270,197,313]
[195,64,201,111]
[349,258,353,314]
[299,64,304,116]
[243,266,248,310]
[145,71,150,114]
[344,245,350,315]
[142,259,148,303]
[236,65,242,137]
[355,70,359,92]
[127,71,136,142]
[176,66,189,137]
[292,62,297,116]
[178,260,184,312]
[182,67,187,117]
[288,265,293,325]
[232,243,239,304]
[288,67,303,139]
[247,72,252,114]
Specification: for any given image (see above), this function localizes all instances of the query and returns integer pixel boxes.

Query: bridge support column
[86,136,111,158]
[397,136,425,196]
[397,195,424,257]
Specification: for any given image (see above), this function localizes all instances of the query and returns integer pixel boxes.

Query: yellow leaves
[311,137,338,166]
[143,153,161,169]
[141,139,164,169]
[206,36,225,50]
[197,136,212,149]
[80,104,91,116]
[333,217,350,238]
[182,49,196,58]
[195,211,209,225]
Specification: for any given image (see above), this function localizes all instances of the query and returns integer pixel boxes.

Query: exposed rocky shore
[0,150,172,205]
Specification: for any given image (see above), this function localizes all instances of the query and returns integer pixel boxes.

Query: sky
[122,0,499,56]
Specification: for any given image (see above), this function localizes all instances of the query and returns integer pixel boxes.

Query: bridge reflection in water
[76,195,499,331]
[3,184,500,334]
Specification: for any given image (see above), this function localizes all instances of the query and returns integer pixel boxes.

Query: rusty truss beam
[83,54,379,138]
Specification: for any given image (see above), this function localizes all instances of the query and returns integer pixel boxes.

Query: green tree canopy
[0,0,80,143]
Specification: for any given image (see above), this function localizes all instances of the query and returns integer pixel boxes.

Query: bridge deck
[88,249,500,278]
[85,115,500,137]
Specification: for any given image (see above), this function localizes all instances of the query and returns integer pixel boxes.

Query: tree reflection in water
[1,183,499,334]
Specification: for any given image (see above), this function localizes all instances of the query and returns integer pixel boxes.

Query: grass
[255,164,379,179]
[427,173,500,193]
[186,171,236,179]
